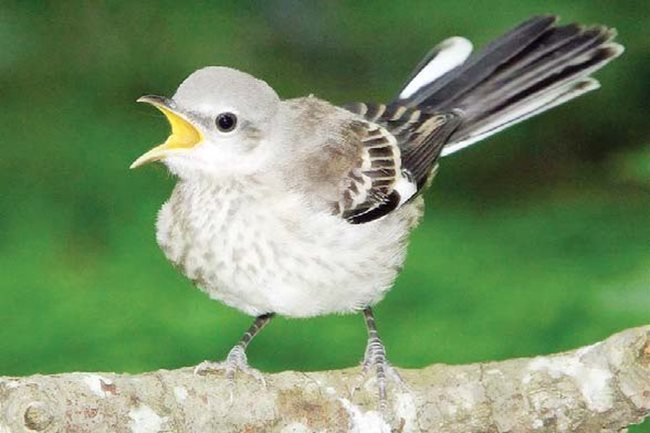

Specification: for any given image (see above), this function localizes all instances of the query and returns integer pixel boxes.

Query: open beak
[130,95,203,169]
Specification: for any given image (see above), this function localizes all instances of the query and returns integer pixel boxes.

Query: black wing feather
[340,103,461,223]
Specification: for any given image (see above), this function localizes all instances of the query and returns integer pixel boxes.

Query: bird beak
[130,95,203,169]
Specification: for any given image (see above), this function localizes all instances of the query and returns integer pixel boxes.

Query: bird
[130,16,622,406]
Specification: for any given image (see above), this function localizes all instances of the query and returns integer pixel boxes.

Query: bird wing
[338,103,461,224]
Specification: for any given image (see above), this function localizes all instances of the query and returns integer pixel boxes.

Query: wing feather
[338,103,461,223]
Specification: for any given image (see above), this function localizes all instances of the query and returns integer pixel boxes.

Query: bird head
[131,66,280,178]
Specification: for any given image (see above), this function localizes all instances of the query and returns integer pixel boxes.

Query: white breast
[155,177,419,317]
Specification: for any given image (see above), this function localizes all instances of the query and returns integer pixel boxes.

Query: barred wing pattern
[339,103,461,224]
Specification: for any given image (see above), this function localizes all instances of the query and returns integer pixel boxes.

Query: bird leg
[360,307,404,409]
[194,313,274,391]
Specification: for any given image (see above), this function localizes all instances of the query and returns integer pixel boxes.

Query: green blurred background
[1,0,648,429]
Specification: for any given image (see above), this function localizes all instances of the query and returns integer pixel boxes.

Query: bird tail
[394,16,624,156]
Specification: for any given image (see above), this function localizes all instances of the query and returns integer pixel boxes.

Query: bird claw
[357,336,407,411]
[194,345,266,398]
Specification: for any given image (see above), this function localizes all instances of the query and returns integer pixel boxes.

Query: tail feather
[477,25,613,97]
[442,78,600,156]
[395,16,623,156]
[448,43,623,148]
[399,15,557,107]
[398,37,473,100]
[454,26,617,115]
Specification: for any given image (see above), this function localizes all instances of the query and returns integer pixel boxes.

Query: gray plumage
[130,15,623,404]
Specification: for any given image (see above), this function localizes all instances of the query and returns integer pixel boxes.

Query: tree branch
[1,326,648,433]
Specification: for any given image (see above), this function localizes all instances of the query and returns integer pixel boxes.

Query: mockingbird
[130,16,622,406]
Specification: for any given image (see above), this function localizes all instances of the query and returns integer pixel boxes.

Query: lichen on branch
[1,326,648,433]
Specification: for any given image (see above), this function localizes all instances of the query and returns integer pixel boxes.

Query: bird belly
[155,182,419,317]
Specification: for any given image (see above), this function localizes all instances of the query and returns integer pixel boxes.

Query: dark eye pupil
[216,113,237,132]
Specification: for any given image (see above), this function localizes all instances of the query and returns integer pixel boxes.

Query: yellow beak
[130,95,203,169]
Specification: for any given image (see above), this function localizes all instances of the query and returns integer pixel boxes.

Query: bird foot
[194,345,266,400]
[357,335,406,410]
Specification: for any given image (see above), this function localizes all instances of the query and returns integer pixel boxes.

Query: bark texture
[1,326,648,433]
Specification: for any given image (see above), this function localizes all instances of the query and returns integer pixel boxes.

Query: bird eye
[215,112,237,132]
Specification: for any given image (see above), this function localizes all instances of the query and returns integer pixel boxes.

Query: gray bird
[131,16,622,405]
